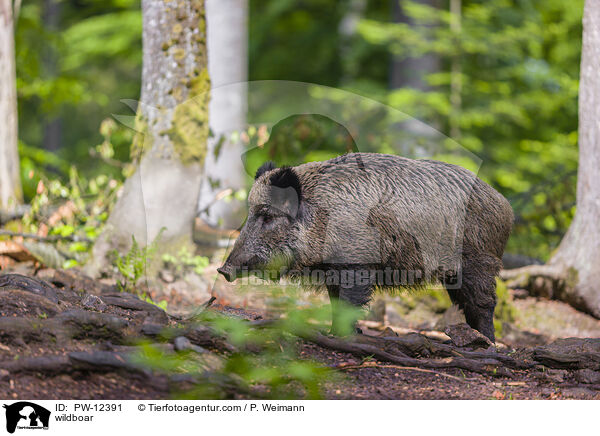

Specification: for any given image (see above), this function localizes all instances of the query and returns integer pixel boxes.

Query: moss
[190,0,204,14]
[131,111,152,163]
[566,266,579,289]
[166,67,210,164]
[172,23,183,35]
[172,47,186,61]
[133,0,208,165]
[171,86,184,102]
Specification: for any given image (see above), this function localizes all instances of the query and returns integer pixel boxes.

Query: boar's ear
[269,166,303,204]
[255,161,277,179]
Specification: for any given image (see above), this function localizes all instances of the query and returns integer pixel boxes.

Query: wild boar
[218,153,513,341]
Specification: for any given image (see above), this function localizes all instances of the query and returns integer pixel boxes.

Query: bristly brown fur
[255,161,277,179]
[220,152,514,342]
[268,167,303,203]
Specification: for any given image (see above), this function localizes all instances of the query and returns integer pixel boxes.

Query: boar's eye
[262,215,273,225]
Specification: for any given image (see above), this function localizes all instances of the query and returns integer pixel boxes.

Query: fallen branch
[202,296,217,309]
[0,205,30,224]
[333,363,479,383]
[0,230,92,243]
[0,347,251,398]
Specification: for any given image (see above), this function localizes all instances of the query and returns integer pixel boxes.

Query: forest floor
[0,259,599,400]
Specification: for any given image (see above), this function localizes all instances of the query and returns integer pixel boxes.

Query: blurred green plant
[133,286,362,399]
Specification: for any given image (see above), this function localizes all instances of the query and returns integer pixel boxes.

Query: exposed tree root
[501,263,599,319]
[500,264,566,288]
[303,331,517,377]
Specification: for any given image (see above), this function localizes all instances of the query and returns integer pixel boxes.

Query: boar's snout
[217,263,235,282]
[218,251,262,282]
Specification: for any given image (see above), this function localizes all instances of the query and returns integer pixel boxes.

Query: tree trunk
[88,0,210,275]
[389,0,441,139]
[0,0,22,211]
[196,0,247,232]
[389,0,440,91]
[42,0,61,152]
[449,0,462,140]
[502,0,600,317]
[547,0,600,316]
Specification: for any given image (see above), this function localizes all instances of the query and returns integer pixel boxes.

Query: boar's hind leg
[445,254,500,343]
[326,280,372,336]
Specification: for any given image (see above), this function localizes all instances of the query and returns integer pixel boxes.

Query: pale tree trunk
[196,0,247,234]
[88,0,210,275]
[547,0,600,316]
[0,0,22,211]
[501,0,600,317]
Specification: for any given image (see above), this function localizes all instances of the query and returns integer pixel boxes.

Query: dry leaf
[492,390,505,400]
[0,241,36,262]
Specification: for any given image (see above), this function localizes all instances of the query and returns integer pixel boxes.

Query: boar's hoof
[329,324,362,337]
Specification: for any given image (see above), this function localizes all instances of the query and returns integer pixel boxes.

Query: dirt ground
[3,329,598,400]
[304,341,600,400]
[0,263,599,400]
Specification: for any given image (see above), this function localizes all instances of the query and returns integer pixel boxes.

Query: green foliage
[244,114,358,176]
[18,141,70,200]
[247,0,585,260]
[143,295,168,311]
[21,166,122,268]
[15,0,141,180]
[206,314,330,399]
[352,0,584,260]
[112,229,168,309]
[112,229,164,292]
[113,235,145,292]
[15,0,585,263]
[249,0,350,86]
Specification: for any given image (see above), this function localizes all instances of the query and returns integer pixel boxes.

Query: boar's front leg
[445,252,500,343]
[326,277,372,336]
